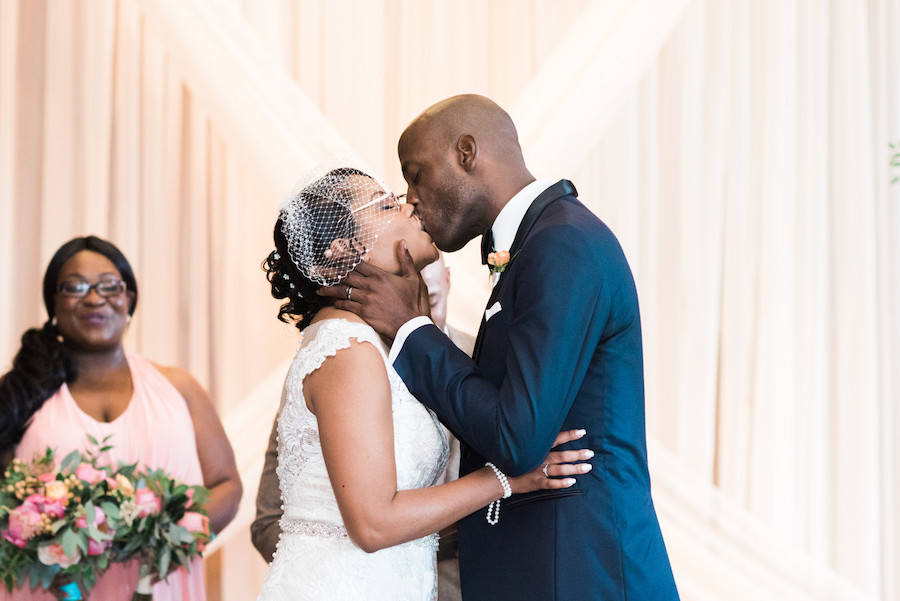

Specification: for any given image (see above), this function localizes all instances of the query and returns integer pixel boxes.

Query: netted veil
[279,158,401,286]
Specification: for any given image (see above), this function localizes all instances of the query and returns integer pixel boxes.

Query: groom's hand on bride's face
[317,241,429,340]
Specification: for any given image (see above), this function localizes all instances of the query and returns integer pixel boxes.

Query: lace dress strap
[293,319,388,380]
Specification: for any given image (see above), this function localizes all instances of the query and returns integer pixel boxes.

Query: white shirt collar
[490,178,554,253]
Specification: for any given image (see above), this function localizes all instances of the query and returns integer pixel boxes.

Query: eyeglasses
[350,191,405,215]
[57,277,127,298]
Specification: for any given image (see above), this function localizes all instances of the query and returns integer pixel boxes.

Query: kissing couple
[255,94,679,601]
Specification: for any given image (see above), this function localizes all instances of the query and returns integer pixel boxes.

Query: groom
[321,94,679,601]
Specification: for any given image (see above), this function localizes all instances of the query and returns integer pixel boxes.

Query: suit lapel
[473,180,577,361]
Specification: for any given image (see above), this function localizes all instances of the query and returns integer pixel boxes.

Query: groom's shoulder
[527,197,632,277]
[539,195,617,244]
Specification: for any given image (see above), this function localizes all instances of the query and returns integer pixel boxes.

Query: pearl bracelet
[485,462,512,525]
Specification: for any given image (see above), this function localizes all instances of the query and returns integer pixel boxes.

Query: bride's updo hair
[263,214,336,332]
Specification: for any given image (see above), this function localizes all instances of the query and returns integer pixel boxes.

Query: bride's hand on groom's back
[508,429,594,494]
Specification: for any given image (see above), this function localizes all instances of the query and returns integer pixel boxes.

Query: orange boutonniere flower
[487,250,511,274]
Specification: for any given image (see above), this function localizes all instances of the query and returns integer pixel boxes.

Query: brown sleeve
[250,417,283,563]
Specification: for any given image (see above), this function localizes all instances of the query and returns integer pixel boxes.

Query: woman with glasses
[255,167,591,601]
[0,235,242,600]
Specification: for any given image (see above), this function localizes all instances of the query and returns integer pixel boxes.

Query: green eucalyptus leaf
[51,518,67,534]
[60,450,80,473]
[100,501,120,519]
[74,530,89,554]
[171,524,196,545]
[159,546,172,579]
[61,528,79,559]
[174,547,188,571]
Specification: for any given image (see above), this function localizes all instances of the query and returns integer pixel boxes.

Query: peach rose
[43,480,69,504]
[115,473,135,497]
[37,541,81,568]
[487,250,510,266]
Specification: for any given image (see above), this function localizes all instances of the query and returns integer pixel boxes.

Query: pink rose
[75,507,114,555]
[177,511,209,535]
[134,488,162,517]
[25,493,65,520]
[1,530,27,548]
[86,537,109,556]
[75,463,105,485]
[3,501,44,546]
[177,511,210,551]
[75,506,107,531]
[37,541,81,568]
[37,472,56,483]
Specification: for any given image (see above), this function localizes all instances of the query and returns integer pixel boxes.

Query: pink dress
[6,353,207,601]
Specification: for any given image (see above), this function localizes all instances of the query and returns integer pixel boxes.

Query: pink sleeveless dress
[5,353,207,601]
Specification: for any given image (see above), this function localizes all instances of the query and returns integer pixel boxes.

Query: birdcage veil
[279,157,400,286]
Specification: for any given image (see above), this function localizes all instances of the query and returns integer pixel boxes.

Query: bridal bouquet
[112,467,211,597]
[0,438,127,598]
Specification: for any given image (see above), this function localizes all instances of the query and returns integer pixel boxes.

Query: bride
[256,166,589,600]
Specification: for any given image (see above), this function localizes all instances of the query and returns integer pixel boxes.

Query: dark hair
[0,236,138,453]
[263,168,366,331]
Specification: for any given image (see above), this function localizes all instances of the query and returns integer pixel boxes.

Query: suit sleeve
[250,417,283,563]
[395,224,633,477]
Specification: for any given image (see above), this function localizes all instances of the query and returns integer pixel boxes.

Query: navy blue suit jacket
[394,181,679,600]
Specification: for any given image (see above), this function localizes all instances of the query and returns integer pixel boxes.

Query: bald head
[397,95,535,251]
[414,94,519,149]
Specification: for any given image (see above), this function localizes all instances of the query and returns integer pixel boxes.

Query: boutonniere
[487,250,511,274]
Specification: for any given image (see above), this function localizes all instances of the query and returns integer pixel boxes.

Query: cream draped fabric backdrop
[1,0,898,599]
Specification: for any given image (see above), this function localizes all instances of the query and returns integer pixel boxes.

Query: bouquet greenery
[0,436,211,600]
[0,436,129,598]
[112,467,211,598]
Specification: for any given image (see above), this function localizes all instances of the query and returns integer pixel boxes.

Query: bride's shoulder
[301,321,390,403]
[300,313,383,365]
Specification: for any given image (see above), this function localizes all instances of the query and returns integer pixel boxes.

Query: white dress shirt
[389,178,554,363]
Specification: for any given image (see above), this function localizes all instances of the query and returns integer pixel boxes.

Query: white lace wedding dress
[257,318,449,601]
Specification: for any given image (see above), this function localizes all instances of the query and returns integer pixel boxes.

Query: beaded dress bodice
[257,318,448,601]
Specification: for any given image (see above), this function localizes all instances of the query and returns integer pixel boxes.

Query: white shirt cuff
[389,316,434,363]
